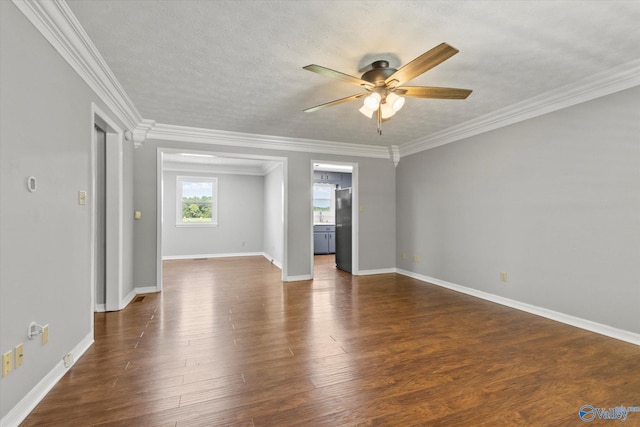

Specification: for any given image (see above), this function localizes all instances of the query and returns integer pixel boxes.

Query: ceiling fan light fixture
[359,105,375,118]
[363,92,381,110]
[380,102,396,119]
[386,92,405,111]
[302,42,472,135]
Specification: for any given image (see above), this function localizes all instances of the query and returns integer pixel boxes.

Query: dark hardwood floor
[22,255,640,426]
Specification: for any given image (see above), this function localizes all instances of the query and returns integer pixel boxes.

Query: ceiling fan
[303,43,472,135]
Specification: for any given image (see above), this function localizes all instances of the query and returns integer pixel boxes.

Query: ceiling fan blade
[397,86,472,99]
[385,43,459,88]
[303,93,367,113]
[303,64,375,89]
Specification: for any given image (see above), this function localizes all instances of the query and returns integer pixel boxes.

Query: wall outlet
[401,252,406,260]
[42,324,49,345]
[2,350,12,377]
[500,272,508,282]
[413,255,420,263]
[15,343,24,368]
[63,353,74,368]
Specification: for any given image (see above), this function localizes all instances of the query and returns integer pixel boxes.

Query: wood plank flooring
[22,256,640,426]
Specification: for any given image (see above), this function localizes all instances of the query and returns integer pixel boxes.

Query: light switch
[134,210,142,220]
[78,191,87,206]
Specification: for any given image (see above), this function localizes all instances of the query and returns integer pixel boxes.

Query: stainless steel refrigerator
[335,188,352,273]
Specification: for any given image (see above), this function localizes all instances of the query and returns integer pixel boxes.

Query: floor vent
[133,296,145,303]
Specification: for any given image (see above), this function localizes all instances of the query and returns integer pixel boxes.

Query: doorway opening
[311,161,358,276]
[91,104,124,316]
[156,148,288,290]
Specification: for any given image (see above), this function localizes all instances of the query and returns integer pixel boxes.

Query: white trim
[357,268,397,276]
[281,158,289,281]
[396,269,640,346]
[350,164,359,275]
[163,164,267,176]
[261,161,282,176]
[388,145,400,167]
[284,275,313,282]
[175,175,218,226]
[262,253,283,270]
[148,123,390,159]
[156,150,164,292]
[91,103,125,313]
[135,286,160,295]
[158,148,289,285]
[400,58,640,157]
[12,0,141,130]
[310,160,359,277]
[119,288,137,310]
[162,252,265,261]
[0,332,93,427]
[94,304,106,313]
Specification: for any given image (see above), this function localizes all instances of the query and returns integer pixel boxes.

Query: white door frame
[155,147,288,291]
[90,103,124,315]
[309,160,359,278]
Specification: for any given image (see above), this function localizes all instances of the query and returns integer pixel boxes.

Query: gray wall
[0,2,134,419]
[396,86,640,334]
[162,170,264,257]
[133,139,397,283]
[264,164,284,266]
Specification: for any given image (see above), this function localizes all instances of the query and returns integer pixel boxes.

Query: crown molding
[13,0,142,130]
[147,123,391,159]
[132,119,156,149]
[388,145,400,167]
[400,58,640,157]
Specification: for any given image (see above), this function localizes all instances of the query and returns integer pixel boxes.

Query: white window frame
[176,176,218,227]
[313,183,335,224]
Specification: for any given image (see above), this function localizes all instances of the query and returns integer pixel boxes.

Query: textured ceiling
[66,0,640,147]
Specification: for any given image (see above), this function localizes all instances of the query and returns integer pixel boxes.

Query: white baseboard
[396,269,640,346]
[94,303,106,312]
[135,286,160,294]
[162,252,264,260]
[262,253,283,270]
[1,332,94,427]
[284,274,313,282]
[119,289,137,310]
[357,267,397,276]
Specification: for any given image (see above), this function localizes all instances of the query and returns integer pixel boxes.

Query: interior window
[176,176,218,226]
[313,183,335,224]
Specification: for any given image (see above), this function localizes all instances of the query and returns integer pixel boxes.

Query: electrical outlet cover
[2,351,12,377]
[15,344,24,368]
[63,353,74,368]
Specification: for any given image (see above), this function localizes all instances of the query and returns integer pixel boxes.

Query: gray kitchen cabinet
[314,171,351,188]
[314,224,335,254]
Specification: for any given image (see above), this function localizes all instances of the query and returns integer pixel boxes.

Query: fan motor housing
[361,60,397,86]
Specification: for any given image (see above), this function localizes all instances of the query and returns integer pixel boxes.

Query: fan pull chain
[377,107,382,135]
